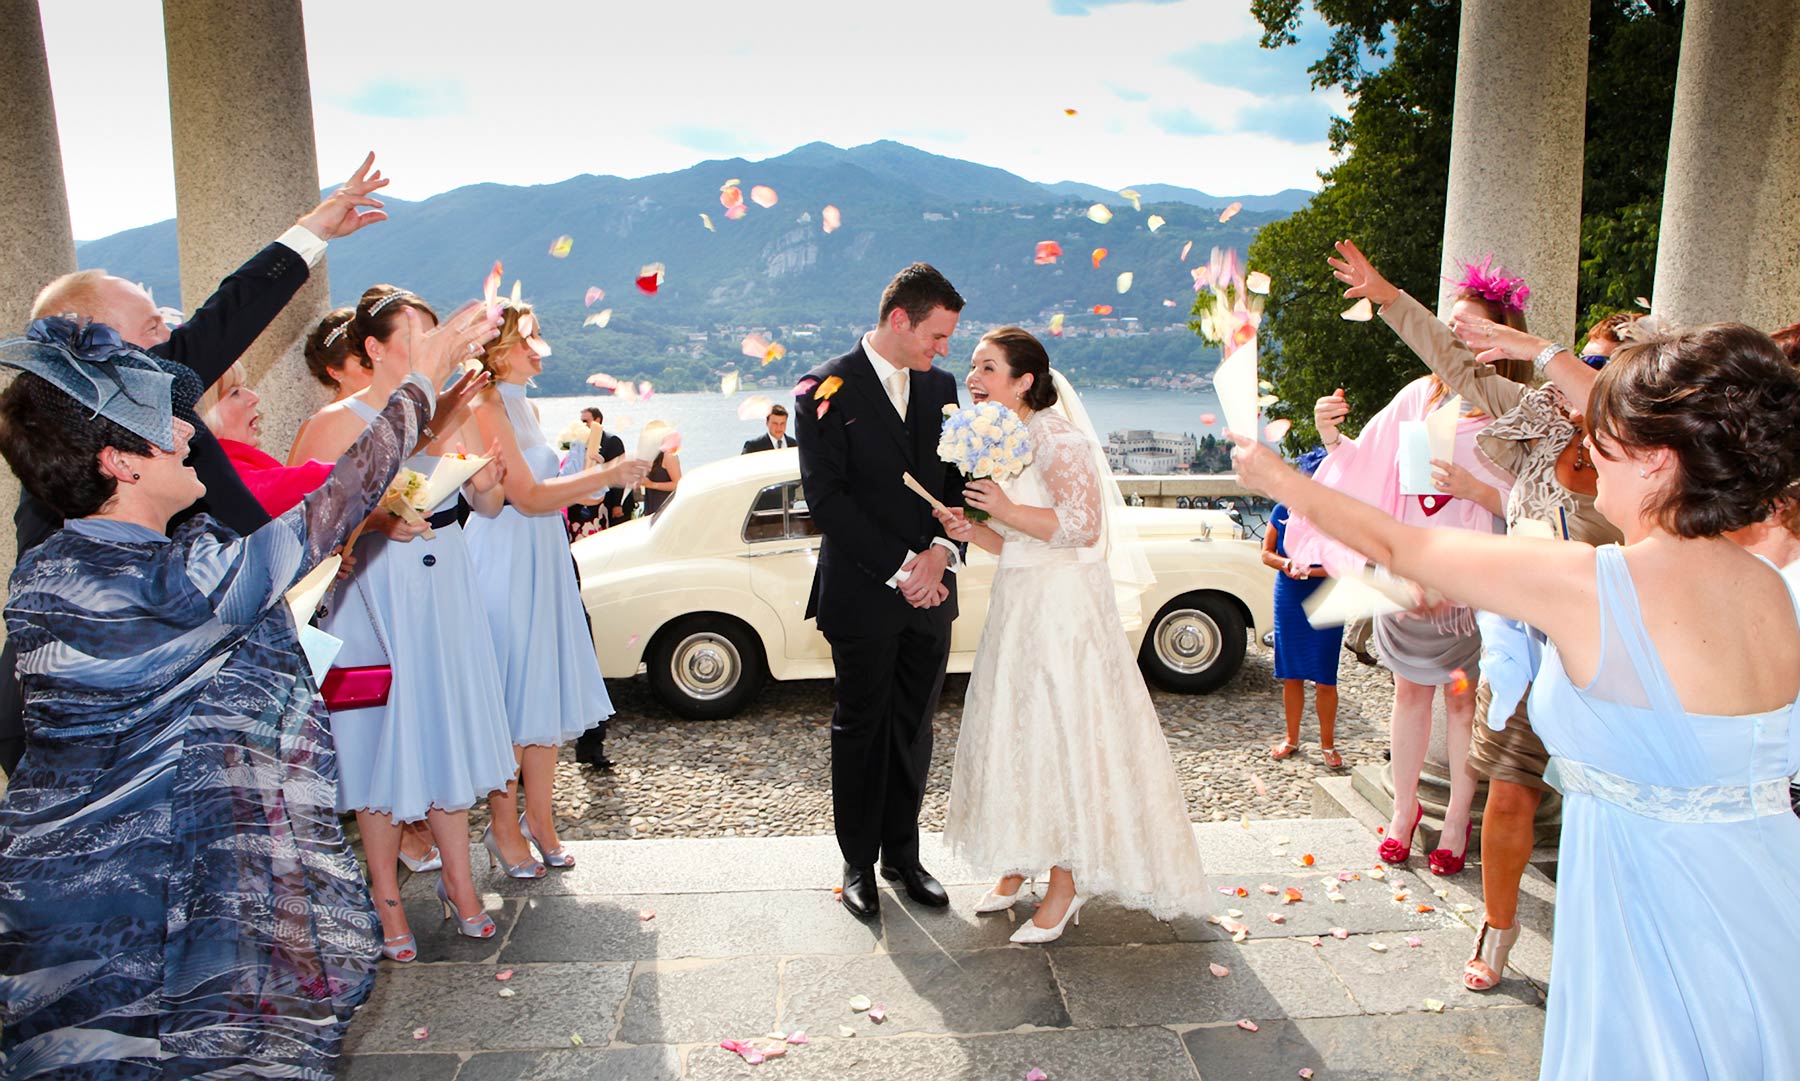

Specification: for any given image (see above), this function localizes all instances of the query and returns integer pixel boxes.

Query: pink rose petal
[1236,1019,1259,1032]
[495,969,514,981]
[1330,927,1349,940]
[867,1004,887,1023]
[750,185,778,209]
[639,909,656,921]
[1405,935,1423,948]
[787,1031,809,1045]
[1265,419,1292,442]
[1026,1070,1048,1081]
[1209,962,1231,978]
[822,205,842,233]
[585,287,605,306]
[412,1026,429,1041]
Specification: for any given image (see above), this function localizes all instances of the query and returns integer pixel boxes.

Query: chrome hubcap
[671,632,741,700]
[1154,609,1221,674]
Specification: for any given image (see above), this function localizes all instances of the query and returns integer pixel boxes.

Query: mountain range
[76,140,1313,395]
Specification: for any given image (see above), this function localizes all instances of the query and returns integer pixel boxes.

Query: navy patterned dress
[0,379,432,1079]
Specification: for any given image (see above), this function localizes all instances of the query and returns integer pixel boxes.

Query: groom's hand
[899,545,950,607]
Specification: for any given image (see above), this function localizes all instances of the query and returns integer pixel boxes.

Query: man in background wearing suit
[0,154,395,775]
[795,263,967,920]
[586,407,636,526]
[742,404,798,454]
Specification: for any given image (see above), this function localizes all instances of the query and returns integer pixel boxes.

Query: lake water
[532,385,1227,470]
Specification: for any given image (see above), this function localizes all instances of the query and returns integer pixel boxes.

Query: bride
[937,327,1209,943]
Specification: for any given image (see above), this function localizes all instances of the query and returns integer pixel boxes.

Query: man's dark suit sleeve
[741,437,759,455]
[157,241,310,388]
[795,379,912,583]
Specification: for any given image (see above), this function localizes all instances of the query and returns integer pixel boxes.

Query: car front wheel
[647,614,768,719]
[1137,591,1247,693]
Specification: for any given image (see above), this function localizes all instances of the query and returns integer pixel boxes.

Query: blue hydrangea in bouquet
[936,401,1033,521]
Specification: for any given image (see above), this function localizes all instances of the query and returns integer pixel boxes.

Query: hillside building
[1105,429,1196,474]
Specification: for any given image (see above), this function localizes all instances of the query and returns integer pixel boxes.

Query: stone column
[0,0,79,629]
[1436,0,1592,346]
[163,0,328,453]
[1652,2,1800,330]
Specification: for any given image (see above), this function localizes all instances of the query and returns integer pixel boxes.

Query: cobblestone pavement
[480,639,1398,843]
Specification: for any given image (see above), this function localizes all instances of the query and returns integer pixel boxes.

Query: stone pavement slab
[1181,1006,1546,1080]
[346,820,1550,1079]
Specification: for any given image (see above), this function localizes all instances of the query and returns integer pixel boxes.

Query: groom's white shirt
[862,333,962,589]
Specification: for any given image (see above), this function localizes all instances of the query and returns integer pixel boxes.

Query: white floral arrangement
[380,468,431,522]
[937,401,1033,521]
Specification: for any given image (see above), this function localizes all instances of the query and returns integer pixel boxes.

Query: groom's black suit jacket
[795,342,965,639]
[2,240,309,773]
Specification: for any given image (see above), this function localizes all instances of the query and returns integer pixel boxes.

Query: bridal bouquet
[378,467,433,531]
[937,402,1032,521]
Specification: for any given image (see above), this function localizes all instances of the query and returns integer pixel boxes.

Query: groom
[796,263,967,919]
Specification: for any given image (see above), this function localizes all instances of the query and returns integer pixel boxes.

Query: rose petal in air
[1119,188,1141,211]
[638,381,654,400]
[549,235,573,258]
[1086,204,1114,224]
[584,287,604,307]
[1049,313,1065,337]
[636,264,665,294]
[737,395,774,421]
[527,336,551,358]
[1181,240,1193,261]
[482,261,503,316]
[1163,299,1177,307]
[763,343,786,365]
[815,376,844,399]
[1034,240,1063,265]
[1147,214,1165,232]
[750,185,778,208]
[1635,295,1651,309]
[742,333,773,359]
[792,377,818,397]
[1063,107,1078,116]
[1116,272,1133,294]
[725,203,747,220]
[720,371,741,396]
[586,372,618,389]
[510,279,522,305]
[1247,270,1271,294]
[584,309,613,329]
[1200,413,1216,425]
[700,213,715,232]
[1091,247,1108,269]
[1219,201,1243,222]
[1092,304,1113,315]
[1265,419,1292,442]
[822,205,842,233]
[1341,297,1375,321]
[720,185,744,209]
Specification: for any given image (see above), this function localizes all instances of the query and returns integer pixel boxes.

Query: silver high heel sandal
[483,823,546,880]
[519,813,575,869]
[435,876,497,939]
[1462,920,1521,991]
[1010,894,1087,944]
[975,876,1036,914]
[398,844,443,874]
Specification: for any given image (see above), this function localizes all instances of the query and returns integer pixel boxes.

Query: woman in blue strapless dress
[1230,318,1800,1080]
[291,286,518,960]
[461,299,649,873]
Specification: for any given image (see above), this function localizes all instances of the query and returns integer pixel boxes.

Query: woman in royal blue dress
[0,305,493,1078]
[1231,321,1800,1080]
[1260,447,1345,767]
[461,299,648,873]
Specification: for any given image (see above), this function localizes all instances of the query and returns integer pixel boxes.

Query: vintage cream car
[575,449,1274,719]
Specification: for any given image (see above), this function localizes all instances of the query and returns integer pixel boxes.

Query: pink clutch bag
[319,664,392,710]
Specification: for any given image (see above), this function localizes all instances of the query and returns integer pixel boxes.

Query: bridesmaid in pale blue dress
[1230,320,1800,1080]
[292,285,519,960]
[462,299,649,873]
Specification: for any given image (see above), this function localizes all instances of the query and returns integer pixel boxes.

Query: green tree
[1243,0,1681,450]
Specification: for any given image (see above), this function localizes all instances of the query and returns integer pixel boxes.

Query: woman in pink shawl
[1284,250,1531,874]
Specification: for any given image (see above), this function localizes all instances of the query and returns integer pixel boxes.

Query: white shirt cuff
[276,224,328,268]
[885,550,917,589]
[930,536,963,573]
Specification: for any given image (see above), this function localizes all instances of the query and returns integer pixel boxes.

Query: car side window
[743,481,822,543]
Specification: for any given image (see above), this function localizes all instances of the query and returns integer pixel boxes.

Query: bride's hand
[934,507,975,542]
[963,479,1014,523]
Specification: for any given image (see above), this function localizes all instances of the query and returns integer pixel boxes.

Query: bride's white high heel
[1010,894,1086,944]
[975,876,1036,914]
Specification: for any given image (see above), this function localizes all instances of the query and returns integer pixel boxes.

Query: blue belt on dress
[1546,757,1793,823]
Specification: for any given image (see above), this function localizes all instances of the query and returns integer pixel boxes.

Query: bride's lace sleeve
[1037,417,1103,549]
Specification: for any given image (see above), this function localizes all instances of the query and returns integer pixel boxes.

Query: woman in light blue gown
[461,299,649,873]
[1230,319,1800,1080]
[291,286,518,960]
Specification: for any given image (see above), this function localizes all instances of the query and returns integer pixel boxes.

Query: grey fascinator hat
[0,317,177,450]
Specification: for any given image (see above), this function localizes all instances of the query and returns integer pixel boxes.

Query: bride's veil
[1048,369,1156,599]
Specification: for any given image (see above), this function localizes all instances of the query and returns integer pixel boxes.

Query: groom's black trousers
[826,620,953,869]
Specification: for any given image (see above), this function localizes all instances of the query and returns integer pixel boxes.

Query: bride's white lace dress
[943,410,1209,919]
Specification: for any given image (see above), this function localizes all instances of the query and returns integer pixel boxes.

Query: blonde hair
[30,269,111,320]
[476,299,537,379]
[200,361,250,431]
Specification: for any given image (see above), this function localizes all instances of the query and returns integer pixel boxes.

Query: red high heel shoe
[1378,801,1423,865]
[1429,819,1473,876]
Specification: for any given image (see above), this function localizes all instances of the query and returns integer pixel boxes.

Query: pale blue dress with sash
[463,382,612,745]
[1529,545,1800,1080]
[319,398,516,820]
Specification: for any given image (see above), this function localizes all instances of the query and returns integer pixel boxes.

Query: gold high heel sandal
[1462,920,1521,991]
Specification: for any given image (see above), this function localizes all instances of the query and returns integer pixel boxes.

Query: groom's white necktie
[885,368,909,419]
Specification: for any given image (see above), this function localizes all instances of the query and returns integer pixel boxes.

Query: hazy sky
[42,0,1346,239]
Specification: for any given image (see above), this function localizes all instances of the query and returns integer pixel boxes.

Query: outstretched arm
[1228,432,1594,644]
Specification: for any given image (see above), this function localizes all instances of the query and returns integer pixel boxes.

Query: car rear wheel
[1137,591,1247,693]
[647,615,768,719]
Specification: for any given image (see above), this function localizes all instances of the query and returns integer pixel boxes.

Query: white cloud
[41,0,1336,239]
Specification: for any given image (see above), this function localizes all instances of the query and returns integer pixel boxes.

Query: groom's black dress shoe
[841,864,880,919]
[880,863,950,907]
